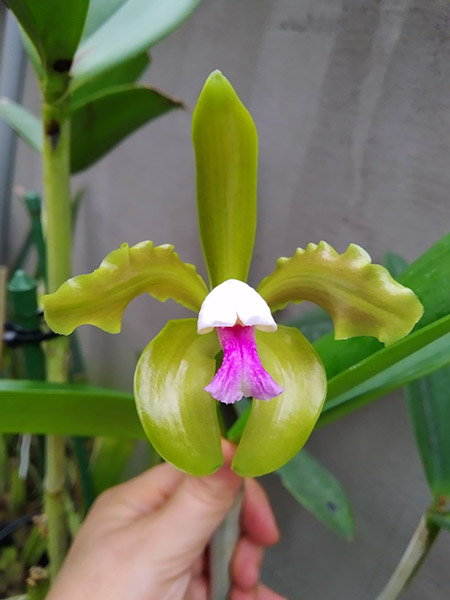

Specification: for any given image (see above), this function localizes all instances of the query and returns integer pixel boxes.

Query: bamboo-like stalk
[375,514,439,600]
[41,100,72,580]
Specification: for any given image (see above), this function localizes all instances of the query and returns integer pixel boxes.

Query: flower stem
[210,489,243,600]
[42,99,72,580]
[374,513,440,600]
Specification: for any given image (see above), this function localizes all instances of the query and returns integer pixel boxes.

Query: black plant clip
[3,319,60,348]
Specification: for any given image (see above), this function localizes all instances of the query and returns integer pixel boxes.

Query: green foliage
[70,85,182,172]
[0,99,42,153]
[0,380,142,438]
[319,315,450,426]
[70,53,150,109]
[406,367,450,499]
[0,87,182,173]
[71,0,201,88]
[278,449,354,539]
[7,0,89,70]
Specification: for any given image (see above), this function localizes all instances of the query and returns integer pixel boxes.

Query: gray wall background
[8,0,450,598]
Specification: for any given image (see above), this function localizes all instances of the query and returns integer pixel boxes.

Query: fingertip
[232,537,264,591]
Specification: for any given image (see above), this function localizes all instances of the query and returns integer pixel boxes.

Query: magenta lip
[204,324,283,404]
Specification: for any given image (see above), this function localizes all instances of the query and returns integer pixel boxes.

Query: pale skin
[47,442,286,600]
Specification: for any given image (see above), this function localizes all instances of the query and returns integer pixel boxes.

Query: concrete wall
[9,0,450,598]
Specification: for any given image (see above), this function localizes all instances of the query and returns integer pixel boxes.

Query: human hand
[47,442,285,600]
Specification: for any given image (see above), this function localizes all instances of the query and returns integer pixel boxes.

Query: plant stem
[42,100,72,580]
[375,514,440,600]
[210,489,243,600]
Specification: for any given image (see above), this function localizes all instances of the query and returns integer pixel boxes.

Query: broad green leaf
[232,326,327,477]
[382,251,450,500]
[134,319,223,475]
[278,449,355,538]
[19,29,44,81]
[320,316,450,426]
[230,314,450,442]
[406,366,450,499]
[8,0,89,69]
[70,53,150,109]
[314,233,450,380]
[382,251,408,278]
[72,0,200,88]
[0,98,42,152]
[258,242,423,346]
[0,85,174,174]
[71,85,182,173]
[287,306,333,343]
[193,71,258,287]
[90,436,136,494]
[0,380,143,438]
[42,241,208,335]
[81,0,128,41]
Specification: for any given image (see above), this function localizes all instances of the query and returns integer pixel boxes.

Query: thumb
[152,441,242,558]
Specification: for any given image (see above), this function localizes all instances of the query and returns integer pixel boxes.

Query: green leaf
[0,98,42,152]
[72,0,200,88]
[258,242,423,346]
[232,326,327,477]
[287,307,333,343]
[0,380,143,438]
[406,365,450,499]
[278,449,354,539]
[382,251,450,500]
[320,315,450,426]
[134,319,223,476]
[89,436,136,494]
[42,241,208,335]
[315,233,450,380]
[230,315,450,443]
[193,70,258,287]
[0,85,174,174]
[19,29,44,81]
[382,251,408,278]
[81,0,128,41]
[71,85,182,173]
[7,0,89,68]
[71,53,150,109]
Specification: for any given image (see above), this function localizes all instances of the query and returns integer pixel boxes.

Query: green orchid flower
[42,71,423,477]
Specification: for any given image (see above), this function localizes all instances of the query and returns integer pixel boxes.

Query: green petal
[232,326,327,477]
[42,242,208,335]
[258,242,423,346]
[192,70,258,287]
[134,319,222,475]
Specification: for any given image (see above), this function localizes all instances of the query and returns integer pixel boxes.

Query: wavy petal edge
[258,241,424,346]
[42,241,209,335]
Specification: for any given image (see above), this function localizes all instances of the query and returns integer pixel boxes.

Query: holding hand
[47,443,285,600]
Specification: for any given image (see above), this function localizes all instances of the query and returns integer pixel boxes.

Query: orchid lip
[204,324,283,404]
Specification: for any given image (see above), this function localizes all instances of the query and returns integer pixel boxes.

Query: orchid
[42,71,423,477]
